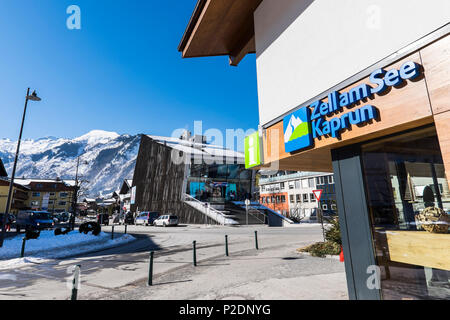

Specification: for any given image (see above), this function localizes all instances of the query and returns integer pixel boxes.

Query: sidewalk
[84,242,349,300]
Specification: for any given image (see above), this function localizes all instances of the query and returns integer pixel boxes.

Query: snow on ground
[0,230,135,269]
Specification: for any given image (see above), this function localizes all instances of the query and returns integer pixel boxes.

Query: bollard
[111,225,114,240]
[255,231,259,250]
[124,224,127,234]
[148,251,154,286]
[20,238,27,258]
[193,241,197,267]
[225,235,229,257]
[71,265,81,300]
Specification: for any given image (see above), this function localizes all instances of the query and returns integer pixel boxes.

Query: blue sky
[0,0,259,142]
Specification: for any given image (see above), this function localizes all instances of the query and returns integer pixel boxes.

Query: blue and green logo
[283,107,313,153]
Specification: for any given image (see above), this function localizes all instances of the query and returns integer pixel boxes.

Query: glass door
[361,126,450,300]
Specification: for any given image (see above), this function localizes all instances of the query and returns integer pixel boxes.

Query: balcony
[14,190,29,201]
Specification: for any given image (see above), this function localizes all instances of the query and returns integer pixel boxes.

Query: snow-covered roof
[147,135,245,164]
[13,178,76,187]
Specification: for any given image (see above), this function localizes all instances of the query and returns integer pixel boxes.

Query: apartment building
[14,179,76,213]
[259,171,336,220]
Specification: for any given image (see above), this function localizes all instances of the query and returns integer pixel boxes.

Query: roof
[119,179,133,195]
[0,178,31,191]
[178,0,263,66]
[147,135,245,164]
[13,178,76,187]
[259,172,333,185]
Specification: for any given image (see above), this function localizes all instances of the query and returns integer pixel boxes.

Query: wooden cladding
[179,0,262,65]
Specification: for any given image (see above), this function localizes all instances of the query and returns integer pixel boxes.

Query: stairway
[223,202,267,225]
[183,194,238,225]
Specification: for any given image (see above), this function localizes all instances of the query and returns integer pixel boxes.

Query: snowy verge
[0,230,136,269]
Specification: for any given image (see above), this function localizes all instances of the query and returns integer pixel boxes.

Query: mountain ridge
[0,130,140,197]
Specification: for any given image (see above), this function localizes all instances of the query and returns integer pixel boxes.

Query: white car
[153,215,178,227]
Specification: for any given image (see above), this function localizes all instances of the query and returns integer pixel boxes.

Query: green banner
[245,132,261,169]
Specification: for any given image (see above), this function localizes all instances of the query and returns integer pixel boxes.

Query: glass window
[329,175,335,184]
[295,181,301,189]
[322,204,328,210]
[296,194,301,203]
[310,193,316,202]
[289,181,295,189]
[280,182,285,190]
[58,201,67,206]
[32,192,40,197]
[281,195,286,203]
[301,179,309,188]
[290,195,294,203]
[361,127,449,300]
[60,192,69,198]
[308,178,315,188]
[302,194,309,202]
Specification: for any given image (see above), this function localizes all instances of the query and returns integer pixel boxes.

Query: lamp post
[70,156,88,230]
[0,88,41,248]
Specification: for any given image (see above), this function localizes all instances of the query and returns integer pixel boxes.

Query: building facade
[0,179,30,214]
[179,0,450,300]
[259,171,336,220]
[131,133,257,225]
[13,179,76,213]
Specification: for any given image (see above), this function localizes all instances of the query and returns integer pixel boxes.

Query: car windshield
[32,212,51,220]
[140,213,148,217]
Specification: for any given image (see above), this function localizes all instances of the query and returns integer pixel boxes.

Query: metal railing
[183,194,238,226]
[247,208,267,224]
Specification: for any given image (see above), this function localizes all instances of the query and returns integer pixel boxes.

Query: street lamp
[0,88,41,247]
[69,156,88,230]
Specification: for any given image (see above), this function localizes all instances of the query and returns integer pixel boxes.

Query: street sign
[245,199,251,206]
[130,186,136,205]
[245,132,261,169]
[312,189,323,202]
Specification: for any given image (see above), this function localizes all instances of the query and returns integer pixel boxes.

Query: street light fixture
[69,156,88,230]
[0,88,41,247]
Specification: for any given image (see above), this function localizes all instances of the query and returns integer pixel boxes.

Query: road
[0,224,347,300]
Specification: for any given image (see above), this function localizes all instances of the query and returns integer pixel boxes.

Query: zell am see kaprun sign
[283,61,421,153]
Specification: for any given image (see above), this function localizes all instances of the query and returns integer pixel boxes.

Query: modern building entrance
[333,126,449,300]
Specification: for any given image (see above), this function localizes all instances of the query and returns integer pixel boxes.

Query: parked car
[16,211,54,232]
[53,212,70,223]
[135,212,159,226]
[153,215,178,227]
[97,213,110,226]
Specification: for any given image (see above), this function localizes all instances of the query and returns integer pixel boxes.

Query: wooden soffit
[178,0,263,66]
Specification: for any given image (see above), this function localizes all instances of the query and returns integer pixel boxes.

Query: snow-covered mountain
[0,130,140,197]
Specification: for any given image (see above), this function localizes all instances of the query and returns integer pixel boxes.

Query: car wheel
[163,223,167,227]
[16,225,20,233]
